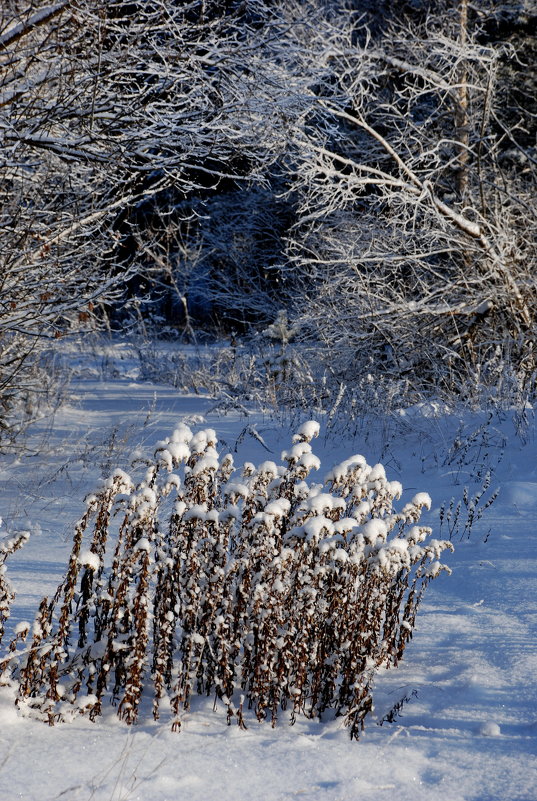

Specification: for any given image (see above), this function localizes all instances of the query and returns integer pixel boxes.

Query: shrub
[0,524,29,652]
[5,422,452,738]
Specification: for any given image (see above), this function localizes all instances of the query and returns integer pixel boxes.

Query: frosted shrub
[6,423,452,738]
[0,522,29,655]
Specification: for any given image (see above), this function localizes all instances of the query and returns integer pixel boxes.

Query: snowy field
[0,344,536,801]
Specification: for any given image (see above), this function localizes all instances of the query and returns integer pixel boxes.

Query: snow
[256,461,280,477]
[500,481,537,510]
[78,550,101,570]
[0,3,69,48]
[325,454,367,484]
[264,498,291,517]
[478,721,501,737]
[191,454,219,475]
[298,493,346,517]
[361,518,388,543]
[411,492,432,510]
[133,537,152,553]
[223,481,250,500]
[13,622,30,636]
[294,420,321,442]
[184,505,208,522]
[0,347,536,801]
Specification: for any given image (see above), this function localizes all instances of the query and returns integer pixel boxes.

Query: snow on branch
[0,3,70,49]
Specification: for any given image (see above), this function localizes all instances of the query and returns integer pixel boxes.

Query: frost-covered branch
[278,1,536,402]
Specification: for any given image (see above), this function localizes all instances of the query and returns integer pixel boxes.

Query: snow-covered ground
[1,344,536,801]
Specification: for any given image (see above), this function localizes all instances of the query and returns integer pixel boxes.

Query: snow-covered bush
[0,522,29,653]
[4,423,452,738]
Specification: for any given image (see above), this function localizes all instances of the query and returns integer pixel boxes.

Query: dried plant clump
[6,422,452,738]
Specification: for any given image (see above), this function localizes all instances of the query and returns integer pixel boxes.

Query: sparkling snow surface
[0,348,536,801]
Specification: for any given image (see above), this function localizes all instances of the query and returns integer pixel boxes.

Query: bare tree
[277,0,536,402]
[0,0,296,436]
